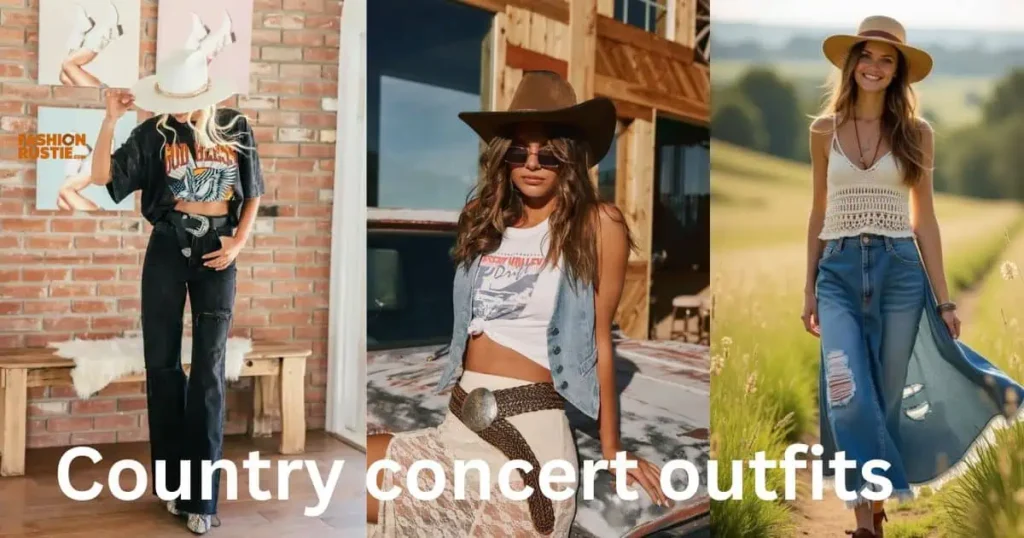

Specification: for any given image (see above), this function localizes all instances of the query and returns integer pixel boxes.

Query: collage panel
[0,0,365,536]
[711,1,1024,537]
[363,0,711,537]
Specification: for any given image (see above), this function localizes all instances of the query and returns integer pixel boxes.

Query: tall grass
[938,423,1024,537]
[710,142,1024,535]
[709,341,796,537]
[926,228,1024,538]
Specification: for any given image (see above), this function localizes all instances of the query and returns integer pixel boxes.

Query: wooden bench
[0,341,311,477]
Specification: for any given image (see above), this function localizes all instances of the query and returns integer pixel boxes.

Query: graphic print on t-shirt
[473,253,546,320]
[164,143,238,203]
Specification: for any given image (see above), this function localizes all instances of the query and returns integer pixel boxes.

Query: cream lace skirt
[369,371,579,538]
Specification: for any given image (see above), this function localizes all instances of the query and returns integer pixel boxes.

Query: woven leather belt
[449,382,566,535]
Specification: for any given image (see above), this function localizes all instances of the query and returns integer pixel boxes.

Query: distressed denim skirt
[815,233,1024,508]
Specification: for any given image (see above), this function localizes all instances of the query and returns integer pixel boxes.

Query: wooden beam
[568,0,597,101]
[458,0,569,23]
[609,97,653,122]
[625,117,654,263]
[597,0,613,17]
[674,0,697,48]
[491,13,507,110]
[596,72,709,125]
[506,43,568,78]
[597,15,694,63]
[615,117,655,339]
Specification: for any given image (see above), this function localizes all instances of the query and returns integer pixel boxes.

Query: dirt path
[789,467,906,538]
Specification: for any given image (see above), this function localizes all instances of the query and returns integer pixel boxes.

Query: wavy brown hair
[452,133,635,287]
[818,41,929,187]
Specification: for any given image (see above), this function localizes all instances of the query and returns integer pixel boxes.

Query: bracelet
[937,302,957,313]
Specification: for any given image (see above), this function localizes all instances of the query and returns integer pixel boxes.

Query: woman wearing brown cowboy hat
[803,15,1024,538]
[366,70,669,536]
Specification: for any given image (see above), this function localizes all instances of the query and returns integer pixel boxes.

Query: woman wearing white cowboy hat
[80,47,264,535]
[803,15,1024,538]
[365,70,669,537]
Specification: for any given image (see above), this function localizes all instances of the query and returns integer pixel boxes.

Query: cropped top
[468,218,561,369]
[105,108,265,226]
[818,118,914,240]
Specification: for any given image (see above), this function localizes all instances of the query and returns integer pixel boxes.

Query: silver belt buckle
[184,214,210,237]
[461,387,498,432]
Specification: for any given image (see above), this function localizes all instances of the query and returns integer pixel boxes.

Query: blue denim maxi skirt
[815,234,1024,508]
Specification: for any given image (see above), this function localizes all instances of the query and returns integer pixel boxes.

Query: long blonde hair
[154,104,251,154]
[817,41,928,187]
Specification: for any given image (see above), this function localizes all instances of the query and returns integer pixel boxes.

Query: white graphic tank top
[469,217,561,370]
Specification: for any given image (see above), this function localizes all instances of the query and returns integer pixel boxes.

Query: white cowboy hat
[131,48,235,114]
[822,15,933,84]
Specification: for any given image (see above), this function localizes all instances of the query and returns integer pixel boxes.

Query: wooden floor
[0,431,365,537]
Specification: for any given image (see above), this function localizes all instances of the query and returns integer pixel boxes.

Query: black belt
[164,211,231,258]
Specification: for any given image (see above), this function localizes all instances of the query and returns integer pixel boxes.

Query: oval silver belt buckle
[185,214,210,237]
[461,387,498,432]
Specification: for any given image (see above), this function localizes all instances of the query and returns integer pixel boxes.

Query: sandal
[845,529,876,538]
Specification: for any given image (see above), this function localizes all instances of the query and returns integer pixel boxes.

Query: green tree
[711,91,768,152]
[735,68,803,160]
[982,69,1024,123]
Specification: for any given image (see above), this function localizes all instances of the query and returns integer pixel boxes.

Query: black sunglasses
[504,145,561,169]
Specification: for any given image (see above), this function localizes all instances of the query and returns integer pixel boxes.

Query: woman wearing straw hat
[85,47,264,535]
[365,70,670,536]
[803,15,1024,538]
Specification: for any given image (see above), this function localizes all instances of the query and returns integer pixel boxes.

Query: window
[597,125,622,203]
[368,0,492,210]
[615,0,669,36]
[367,229,458,350]
[653,117,709,271]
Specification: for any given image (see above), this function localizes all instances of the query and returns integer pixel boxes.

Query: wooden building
[367,0,711,340]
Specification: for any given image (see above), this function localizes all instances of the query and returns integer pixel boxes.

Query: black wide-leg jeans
[141,220,236,515]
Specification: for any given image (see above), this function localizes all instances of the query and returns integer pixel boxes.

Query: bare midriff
[464,332,554,384]
[174,200,230,216]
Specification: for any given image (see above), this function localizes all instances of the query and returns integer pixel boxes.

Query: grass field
[709,141,1024,537]
[712,59,996,128]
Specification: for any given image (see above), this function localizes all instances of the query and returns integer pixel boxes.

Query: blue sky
[713,0,1024,30]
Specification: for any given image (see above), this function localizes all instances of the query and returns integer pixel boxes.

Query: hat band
[858,29,903,43]
[154,80,210,99]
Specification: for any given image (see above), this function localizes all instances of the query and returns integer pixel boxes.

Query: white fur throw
[48,336,253,399]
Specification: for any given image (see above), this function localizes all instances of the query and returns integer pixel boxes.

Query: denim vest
[434,256,601,420]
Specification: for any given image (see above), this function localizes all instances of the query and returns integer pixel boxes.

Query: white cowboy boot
[198,10,237,62]
[81,0,124,54]
[65,3,95,53]
[186,514,221,535]
[184,12,210,52]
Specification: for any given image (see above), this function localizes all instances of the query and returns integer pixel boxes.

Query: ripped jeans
[141,219,236,515]
[816,234,925,508]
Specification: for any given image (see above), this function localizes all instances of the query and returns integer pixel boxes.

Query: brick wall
[0,0,341,448]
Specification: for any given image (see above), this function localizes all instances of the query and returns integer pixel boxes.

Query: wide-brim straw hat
[822,15,933,84]
[132,48,236,115]
[458,70,617,165]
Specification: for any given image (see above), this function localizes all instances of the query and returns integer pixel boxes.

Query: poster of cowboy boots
[155,0,254,95]
[34,106,137,212]
[37,0,141,88]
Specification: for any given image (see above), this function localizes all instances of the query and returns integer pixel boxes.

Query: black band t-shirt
[105,108,265,226]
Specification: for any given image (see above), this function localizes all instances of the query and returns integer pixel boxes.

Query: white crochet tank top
[818,117,914,240]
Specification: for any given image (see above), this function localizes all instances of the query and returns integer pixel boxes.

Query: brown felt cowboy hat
[458,70,617,164]
[822,15,933,84]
